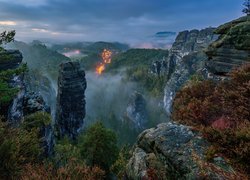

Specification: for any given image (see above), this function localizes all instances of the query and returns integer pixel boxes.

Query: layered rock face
[1,49,53,156]
[206,16,250,75]
[55,61,87,140]
[8,79,50,126]
[125,92,148,129]
[0,50,23,70]
[163,28,217,114]
[126,122,235,179]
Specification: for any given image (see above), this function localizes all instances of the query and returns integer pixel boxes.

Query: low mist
[84,71,138,126]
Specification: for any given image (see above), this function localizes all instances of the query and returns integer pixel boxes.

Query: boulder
[126,122,236,179]
[125,92,148,130]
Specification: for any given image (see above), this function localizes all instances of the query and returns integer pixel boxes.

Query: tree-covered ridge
[106,48,169,97]
[108,48,168,69]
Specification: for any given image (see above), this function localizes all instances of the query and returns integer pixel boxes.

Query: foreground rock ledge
[126,122,237,179]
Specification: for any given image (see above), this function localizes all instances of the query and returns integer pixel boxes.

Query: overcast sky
[0,0,244,44]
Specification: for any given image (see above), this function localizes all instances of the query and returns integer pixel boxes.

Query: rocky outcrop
[55,61,87,140]
[150,57,174,76]
[163,28,217,115]
[7,74,25,125]
[2,49,54,156]
[0,50,23,70]
[206,16,250,75]
[8,78,50,126]
[125,92,148,130]
[126,122,236,179]
[23,92,51,115]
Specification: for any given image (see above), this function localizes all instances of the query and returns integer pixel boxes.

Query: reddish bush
[172,64,250,176]
[20,160,105,180]
[172,80,220,126]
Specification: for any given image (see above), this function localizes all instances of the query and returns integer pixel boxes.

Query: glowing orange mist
[96,63,105,75]
[96,49,112,75]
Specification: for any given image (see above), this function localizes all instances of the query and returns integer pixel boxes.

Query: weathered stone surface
[40,124,54,157]
[55,61,87,140]
[23,92,51,115]
[8,77,50,126]
[164,28,217,115]
[206,16,250,75]
[172,28,217,54]
[125,92,148,129]
[126,122,236,179]
[0,50,23,70]
[7,75,25,125]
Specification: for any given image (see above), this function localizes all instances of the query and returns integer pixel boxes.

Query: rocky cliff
[55,61,87,140]
[1,49,53,156]
[163,28,217,115]
[206,16,250,75]
[125,92,148,130]
[126,122,237,179]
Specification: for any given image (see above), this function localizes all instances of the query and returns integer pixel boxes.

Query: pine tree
[243,0,250,15]
[0,30,15,45]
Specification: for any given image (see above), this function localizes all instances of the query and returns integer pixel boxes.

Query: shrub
[111,145,131,179]
[21,161,105,180]
[172,80,220,126]
[53,137,82,167]
[172,64,250,175]
[0,119,41,179]
[78,122,119,173]
[22,111,51,131]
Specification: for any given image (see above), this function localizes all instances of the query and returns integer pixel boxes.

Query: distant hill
[155,31,176,37]
[108,48,169,70]
[6,41,70,78]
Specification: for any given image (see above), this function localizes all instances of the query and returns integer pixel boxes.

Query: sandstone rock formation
[206,16,250,75]
[126,122,236,179]
[55,61,87,140]
[125,92,148,130]
[164,28,217,115]
[1,49,54,156]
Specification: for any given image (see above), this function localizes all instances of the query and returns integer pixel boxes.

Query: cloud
[0,21,17,26]
[0,0,243,43]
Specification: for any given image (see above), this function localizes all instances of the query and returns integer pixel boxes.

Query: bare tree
[243,0,250,15]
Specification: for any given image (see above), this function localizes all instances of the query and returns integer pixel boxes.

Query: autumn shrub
[172,80,220,126]
[0,119,41,179]
[172,64,250,175]
[111,145,131,179]
[203,125,250,173]
[21,160,105,180]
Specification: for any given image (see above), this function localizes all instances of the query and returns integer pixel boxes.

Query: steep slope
[163,28,217,115]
